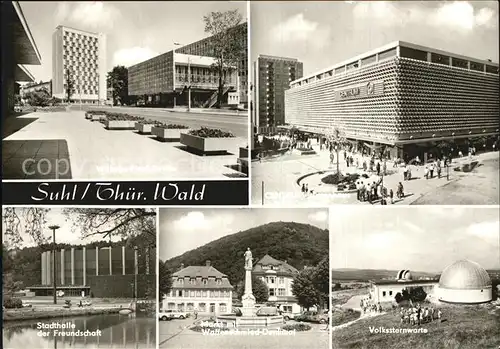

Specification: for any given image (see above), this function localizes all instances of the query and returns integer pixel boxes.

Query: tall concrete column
[109,247,112,275]
[61,249,65,285]
[82,247,87,286]
[122,246,126,275]
[96,246,99,276]
[46,251,51,286]
[41,252,46,285]
[71,248,75,285]
[241,249,256,316]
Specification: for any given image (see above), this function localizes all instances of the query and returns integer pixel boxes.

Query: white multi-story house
[52,25,106,104]
[162,261,233,315]
[253,255,302,314]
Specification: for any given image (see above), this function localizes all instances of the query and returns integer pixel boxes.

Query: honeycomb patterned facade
[52,26,106,103]
[285,42,499,149]
[397,58,499,140]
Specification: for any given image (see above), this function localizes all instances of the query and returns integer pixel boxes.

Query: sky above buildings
[20,1,247,82]
[2,208,123,248]
[159,208,329,260]
[331,207,500,272]
[251,1,499,76]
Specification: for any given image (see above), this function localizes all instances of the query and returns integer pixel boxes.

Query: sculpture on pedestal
[241,248,256,316]
[244,248,253,269]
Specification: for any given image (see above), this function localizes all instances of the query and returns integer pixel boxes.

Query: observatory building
[369,269,438,304]
[437,259,493,304]
[369,260,493,305]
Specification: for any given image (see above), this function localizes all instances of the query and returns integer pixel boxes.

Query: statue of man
[244,248,252,268]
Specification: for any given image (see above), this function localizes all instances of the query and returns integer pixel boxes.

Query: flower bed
[282,323,311,332]
[151,123,190,141]
[321,173,359,191]
[293,147,317,155]
[181,127,237,155]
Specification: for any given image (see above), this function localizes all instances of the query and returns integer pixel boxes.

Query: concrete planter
[151,127,189,141]
[105,120,136,130]
[135,122,156,134]
[292,148,317,156]
[237,158,249,175]
[91,114,106,121]
[239,147,258,160]
[180,133,238,155]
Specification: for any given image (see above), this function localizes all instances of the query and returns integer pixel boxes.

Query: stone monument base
[216,315,284,328]
[241,293,256,317]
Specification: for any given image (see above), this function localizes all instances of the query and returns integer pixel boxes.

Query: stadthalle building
[285,41,499,160]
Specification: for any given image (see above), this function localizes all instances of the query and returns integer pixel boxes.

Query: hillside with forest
[163,221,329,286]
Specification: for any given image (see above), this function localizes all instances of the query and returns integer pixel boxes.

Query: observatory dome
[438,259,492,304]
[396,270,412,281]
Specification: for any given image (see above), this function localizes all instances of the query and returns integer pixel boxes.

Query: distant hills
[331,268,439,282]
[163,221,329,286]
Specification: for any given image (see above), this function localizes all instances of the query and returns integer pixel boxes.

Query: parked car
[14,105,22,112]
[160,310,188,320]
[295,310,329,324]
[57,291,65,297]
[158,311,173,321]
[282,312,301,321]
[22,302,32,308]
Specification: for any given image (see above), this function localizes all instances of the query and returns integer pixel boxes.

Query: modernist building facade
[162,261,233,315]
[2,1,41,112]
[176,22,248,106]
[370,260,493,305]
[129,23,246,108]
[253,55,303,131]
[52,26,107,104]
[31,245,155,297]
[253,255,302,313]
[285,41,499,160]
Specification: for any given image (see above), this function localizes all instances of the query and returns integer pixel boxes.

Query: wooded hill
[164,221,329,286]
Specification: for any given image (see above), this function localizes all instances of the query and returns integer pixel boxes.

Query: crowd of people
[399,304,442,326]
[360,298,383,314]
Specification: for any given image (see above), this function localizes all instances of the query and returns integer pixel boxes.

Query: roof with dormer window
[253,255,300,277]
[172,265,233,289]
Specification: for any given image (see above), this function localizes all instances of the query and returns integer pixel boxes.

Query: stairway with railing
[203,86,232,108]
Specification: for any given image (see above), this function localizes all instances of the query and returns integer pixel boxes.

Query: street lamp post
[49,225,60,304]
[134,246,138,300]
[187,57,191,112]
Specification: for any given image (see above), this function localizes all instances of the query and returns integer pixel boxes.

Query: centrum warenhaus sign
[336,80,384,101]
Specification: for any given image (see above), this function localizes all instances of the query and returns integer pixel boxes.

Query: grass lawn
[332,309,361,326]
[332,304,500,349]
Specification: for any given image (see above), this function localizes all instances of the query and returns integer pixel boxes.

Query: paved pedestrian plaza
[159,317,329,349]
[2,110,247,180]
[251,145,499,205]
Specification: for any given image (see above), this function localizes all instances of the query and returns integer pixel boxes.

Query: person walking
[389,189,394,204]
[424,166,429,179]
[429,162,434,178]
[376,162,381,176]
